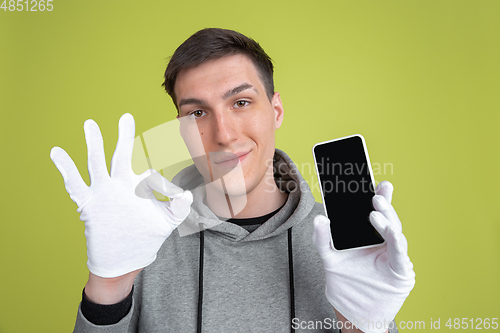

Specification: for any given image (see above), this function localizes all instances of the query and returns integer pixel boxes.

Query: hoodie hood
[172,148,316,242]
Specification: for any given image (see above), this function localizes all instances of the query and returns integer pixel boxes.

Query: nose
[212,111,238,147]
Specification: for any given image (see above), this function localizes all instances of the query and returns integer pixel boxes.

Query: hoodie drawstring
[288,228,296,333]
[197,230,205,333]
[196,228,296,333]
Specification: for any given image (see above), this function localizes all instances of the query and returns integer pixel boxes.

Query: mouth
[212,150,251,165]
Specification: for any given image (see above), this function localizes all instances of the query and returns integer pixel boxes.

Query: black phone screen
[313,135,384,250]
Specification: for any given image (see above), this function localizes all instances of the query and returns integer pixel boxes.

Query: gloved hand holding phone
[313,181,415,333]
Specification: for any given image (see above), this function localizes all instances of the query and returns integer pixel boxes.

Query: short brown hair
[162,28,274,108]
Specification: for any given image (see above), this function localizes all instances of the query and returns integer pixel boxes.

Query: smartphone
[312,134,384,250]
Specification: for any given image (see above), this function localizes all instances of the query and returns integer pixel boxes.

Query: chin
[203,175,248,217]
[201,159,248,195]
[217,172,249,197]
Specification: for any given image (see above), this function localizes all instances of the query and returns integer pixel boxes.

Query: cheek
[179,119,210,160]
[247,110,276,133]
[249,122,276,162]
[255,113,277,139]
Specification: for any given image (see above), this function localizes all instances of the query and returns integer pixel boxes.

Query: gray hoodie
[74,149,398,333]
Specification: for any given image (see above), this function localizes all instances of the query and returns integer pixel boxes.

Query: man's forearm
[84,269,141,305]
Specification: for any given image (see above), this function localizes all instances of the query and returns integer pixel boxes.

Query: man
[51,28,415,332]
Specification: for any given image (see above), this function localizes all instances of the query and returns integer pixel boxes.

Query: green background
[1,0,499,331]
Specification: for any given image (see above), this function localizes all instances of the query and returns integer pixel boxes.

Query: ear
[271,92,284,129]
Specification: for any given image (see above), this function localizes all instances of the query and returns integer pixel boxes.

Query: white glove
[50,113,193,278]
[312,181,415,333]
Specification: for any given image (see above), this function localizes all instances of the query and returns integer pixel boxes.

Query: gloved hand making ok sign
[50,113,193,278]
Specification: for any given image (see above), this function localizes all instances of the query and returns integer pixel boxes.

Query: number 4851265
[1,0,54,11]
[445,318,499,330]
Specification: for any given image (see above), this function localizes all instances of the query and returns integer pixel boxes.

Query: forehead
[174,54,264,101]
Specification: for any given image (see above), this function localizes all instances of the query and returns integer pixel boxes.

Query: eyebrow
[178,98,207,109]
[222,83,257,99]
[178,83,257,109]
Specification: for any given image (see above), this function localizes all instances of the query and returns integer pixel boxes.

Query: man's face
[175,54,284,197]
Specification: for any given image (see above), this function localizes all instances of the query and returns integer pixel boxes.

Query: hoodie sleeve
[73,300,135,333]
[73,287,137,333]
[389,320,399,333]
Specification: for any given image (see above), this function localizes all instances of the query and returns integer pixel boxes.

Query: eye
[190,110,205,118]
[234,100,249,108]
